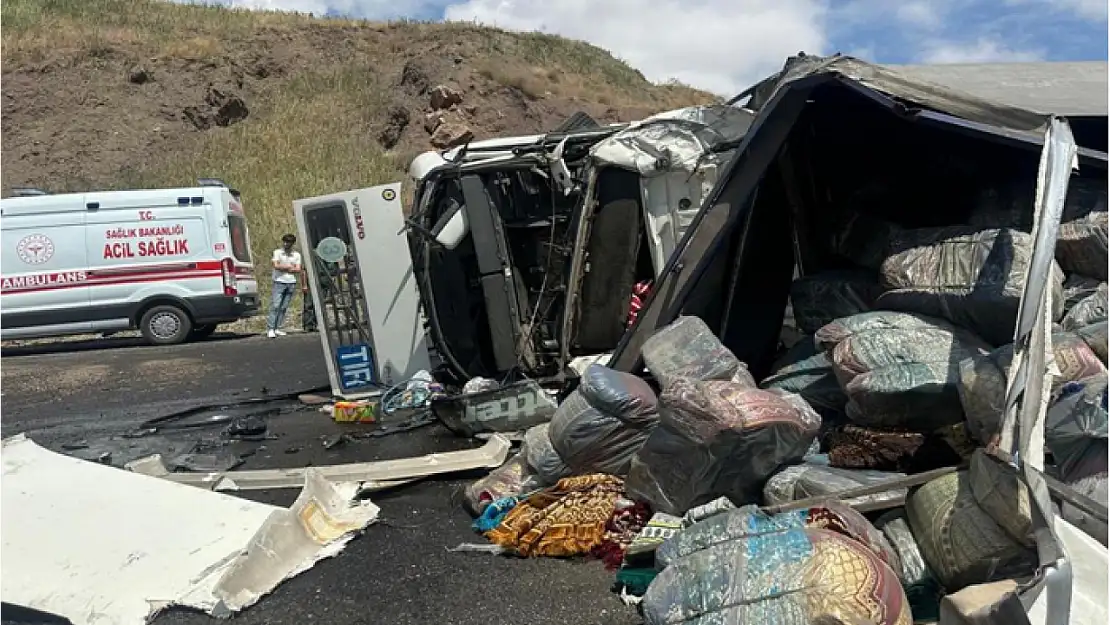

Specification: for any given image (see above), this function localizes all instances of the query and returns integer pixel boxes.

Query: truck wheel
[140,305,193,346]
[188,324,218,341]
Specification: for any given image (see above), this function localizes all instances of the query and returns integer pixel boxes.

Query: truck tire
[140,305,193,346]
[188,324,218,341]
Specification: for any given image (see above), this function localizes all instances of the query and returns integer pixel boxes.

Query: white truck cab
[0,179,260,345]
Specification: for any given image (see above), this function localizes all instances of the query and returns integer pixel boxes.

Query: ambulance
[0,179,260,345]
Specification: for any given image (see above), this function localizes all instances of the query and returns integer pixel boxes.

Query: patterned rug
[485,474,625,557]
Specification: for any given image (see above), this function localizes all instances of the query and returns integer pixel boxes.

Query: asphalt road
[1,333,639,625]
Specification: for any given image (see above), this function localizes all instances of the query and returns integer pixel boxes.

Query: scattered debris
[352,411,437,438]
[326,400,378,423]
[1,434,380,625]
[462,377,499,394]
[432,379,557,437]
[298,393,332,406]
[322,433,349,450]
[446,543,507,555]
[167,451,244,473]
[128,434,512,491]
[71,449,113,465]
[124,454,169,477]
[226,415,268,438]
[381,370,446,416]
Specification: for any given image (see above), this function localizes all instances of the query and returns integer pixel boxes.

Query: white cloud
[920,36,1047,63]
[1008,0,1109,21]
[174,0,1106,94]
[895,2,944,29]
[1058,0,1110,19]
[444,0,828,96]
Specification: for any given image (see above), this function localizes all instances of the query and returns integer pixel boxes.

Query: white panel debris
[1,434,381,625]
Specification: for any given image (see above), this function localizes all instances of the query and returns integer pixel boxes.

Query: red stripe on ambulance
[1,263,225,294]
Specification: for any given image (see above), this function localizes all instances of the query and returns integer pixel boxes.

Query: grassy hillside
[1,0,714,331]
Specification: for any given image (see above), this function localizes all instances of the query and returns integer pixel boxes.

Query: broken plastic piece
[128,434,513,491]
[446,543,507,555]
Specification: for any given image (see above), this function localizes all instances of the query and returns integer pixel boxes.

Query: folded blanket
[485,474,624,557]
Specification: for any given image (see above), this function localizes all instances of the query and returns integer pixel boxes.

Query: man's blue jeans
[267,281,297,331]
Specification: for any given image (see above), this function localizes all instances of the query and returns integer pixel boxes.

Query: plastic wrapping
[640,316,755,389]
[1060,472,1109,545]
[905,470,1037,592]
[657,501,900,570]
[967,449,1035,548]
[643,525,911,625]
[680,497,736,528]
[547,365,659,476]
[463,454,543,515]
[1063,274,1105,310]
[814,310,989,354]
[624,512,683,564]
[1057,210,1108,280]
[788,270,883,335]
[831,324,990,430]
[625,379,821,515]
[762,461,907,510]
[1062,282,1108,330]
[1046,375,1108,486]
[770,334,818,372]
[873,509,931,587]
[876,227,1065,346]
[523,423,573,485]
[957,331,1106,444]
[760,348,848,415]
[1077,320,1109,364]
[968,175,1108,231]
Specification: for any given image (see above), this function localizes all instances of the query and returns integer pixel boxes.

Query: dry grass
[119,66,403,328]
[2,0,716,330]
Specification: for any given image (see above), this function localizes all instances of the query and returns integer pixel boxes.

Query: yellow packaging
[331,400,378,423]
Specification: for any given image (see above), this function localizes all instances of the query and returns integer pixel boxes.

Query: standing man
[267,233,302,338]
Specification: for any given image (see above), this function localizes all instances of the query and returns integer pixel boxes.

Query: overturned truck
[603,55,1107,625]
[405,106,753,384]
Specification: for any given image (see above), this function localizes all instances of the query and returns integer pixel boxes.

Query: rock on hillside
[1,0,715,195]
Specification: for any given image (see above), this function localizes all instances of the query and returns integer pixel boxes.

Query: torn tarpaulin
[0,434,380,625]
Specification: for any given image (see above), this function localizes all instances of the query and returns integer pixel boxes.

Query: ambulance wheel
[140,305,193,346]
[188,324,218,341]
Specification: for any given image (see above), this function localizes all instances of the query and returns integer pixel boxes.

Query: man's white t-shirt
[272,249,302,284]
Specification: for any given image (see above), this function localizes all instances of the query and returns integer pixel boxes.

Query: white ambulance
[0,179,260,345]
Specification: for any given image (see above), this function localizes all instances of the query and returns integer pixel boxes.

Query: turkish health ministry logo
[16,234,55,265]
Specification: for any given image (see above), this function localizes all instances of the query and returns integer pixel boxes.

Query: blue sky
[186,0,1109,95]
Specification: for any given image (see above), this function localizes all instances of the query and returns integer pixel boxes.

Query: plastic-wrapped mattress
[625,379,820,514]
[876,227,1065,346]
[643,504,911,625]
